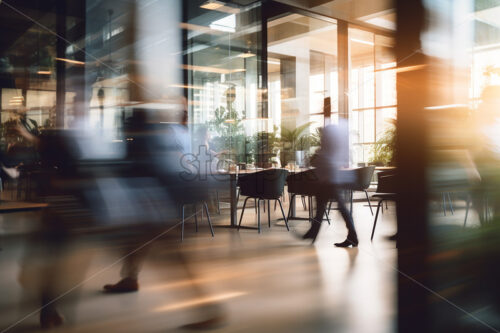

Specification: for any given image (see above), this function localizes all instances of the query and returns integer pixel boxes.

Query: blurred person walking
[18,128,96,329]
[301,122,359,247]
[100,106,225,329]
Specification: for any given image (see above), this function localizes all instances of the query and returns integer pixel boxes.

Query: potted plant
[279,121,315,167]
[369,123,396,166]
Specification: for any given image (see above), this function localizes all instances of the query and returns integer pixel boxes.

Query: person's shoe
[103,278,139,293]
[385,233,397,241]
[334,238,358,248]
[302,223,321,244]
[180,315,227,330]
[40,309,64,329]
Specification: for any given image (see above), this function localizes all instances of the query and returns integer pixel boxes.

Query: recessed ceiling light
[200,1,224,10]
[237,53,255,58]
[350,38,374,46]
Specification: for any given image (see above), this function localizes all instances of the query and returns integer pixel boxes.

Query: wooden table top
[0,201,48,213]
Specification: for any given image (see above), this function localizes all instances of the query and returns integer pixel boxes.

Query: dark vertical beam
[182,0,189,101]
[257,3,269,167]
[71,0,86,124]
[55,0,67,128]
[260,3,268,119]
[337,20,348,120]
[396,0,429,332]
[337,20,349,166]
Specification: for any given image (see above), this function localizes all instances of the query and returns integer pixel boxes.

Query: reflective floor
[0,194,401,332]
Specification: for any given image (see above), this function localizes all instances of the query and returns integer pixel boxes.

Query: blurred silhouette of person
[101,106,224,329]
[302,121,358,247]
[472,85,500,223]
[18,128,95,329]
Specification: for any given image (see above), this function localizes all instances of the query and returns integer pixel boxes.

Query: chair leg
[194,204,198,232]
[365,190,374,215]
[257,199,261,233]
[255,198,258,213]
[324,210,330,225]
[216,190,220,214]
[200,203,203,230]
[238,197,250,230]
[442,193,447,216]
[203,202,215,237]
[277,199,289,231]
[181,205,185,241]
[464,195,470,227]
[301,196,307,210]
[371,200,384,241]
[287,194,296,219]
[447,192,454,215]
[268,200,271,228]
[327,201,332,213]
[350,190,353,217]
[308,196,313,220]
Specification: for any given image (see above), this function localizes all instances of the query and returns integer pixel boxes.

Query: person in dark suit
[302,121,359,247]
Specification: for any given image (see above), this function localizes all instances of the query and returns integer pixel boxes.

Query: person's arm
[16,123,40,146]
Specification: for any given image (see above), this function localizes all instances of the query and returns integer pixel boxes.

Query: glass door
[266,12,338,166]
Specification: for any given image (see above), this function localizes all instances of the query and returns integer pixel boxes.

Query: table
[0,201,48,213]
[218,168,310,228]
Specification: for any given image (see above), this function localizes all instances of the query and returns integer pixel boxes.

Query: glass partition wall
[349,27,396,166]
[267,13,338,167]
[185,2,263,166]
[0,0,396,171]
[184,1,397,170]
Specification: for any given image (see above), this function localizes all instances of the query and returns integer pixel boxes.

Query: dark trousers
[314,186,357,239]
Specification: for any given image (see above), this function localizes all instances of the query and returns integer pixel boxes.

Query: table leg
[230,174,237,227]
[290,194,297,217]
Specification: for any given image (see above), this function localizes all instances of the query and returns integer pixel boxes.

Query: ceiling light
[200,1,224,10]
[237,53,255,58]
[55,57,85,65]
[37,71,51,75]
[350,38,374,46]
[210,14,236,33]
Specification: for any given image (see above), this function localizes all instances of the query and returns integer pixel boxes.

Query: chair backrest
[353,166,375,190]
[286,169,319,196]
[238,169,289,199]
[376,171,398,194]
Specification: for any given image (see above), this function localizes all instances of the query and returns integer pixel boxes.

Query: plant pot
[295,150,306,168]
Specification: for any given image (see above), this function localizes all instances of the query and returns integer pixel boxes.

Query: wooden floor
[0,195,402,333]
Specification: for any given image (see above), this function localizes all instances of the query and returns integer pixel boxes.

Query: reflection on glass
[349,27,395,166]
[267,13,337,166]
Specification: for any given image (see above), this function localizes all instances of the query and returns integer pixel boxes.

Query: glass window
[267,13,337,165]
[186,4,261,163]
[349,27,396,166]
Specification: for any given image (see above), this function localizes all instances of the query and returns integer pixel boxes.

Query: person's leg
[169,244,225,329]
[332,189,358,247]
[103,242,150,293]
[302,193,328,242]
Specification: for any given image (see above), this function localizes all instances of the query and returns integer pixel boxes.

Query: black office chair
[237,169,289,233]
[178,180,215,241]
[349,166,376,215]
[286,169,330,224]
[370,170,397,240]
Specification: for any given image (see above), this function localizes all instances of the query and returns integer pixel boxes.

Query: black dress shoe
[40,309,64,329]
[180,314,227,330]
[385,233,397,241]
[334,239,358,248]
[302,224,321,244]
[103,278,139,293]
